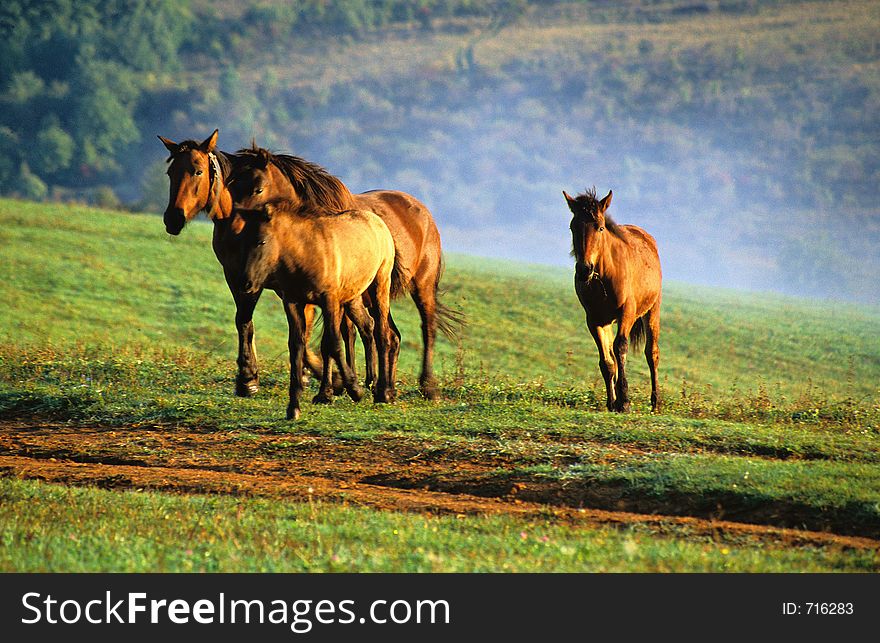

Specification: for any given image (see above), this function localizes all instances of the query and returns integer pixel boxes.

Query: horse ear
[158,135,178,153]
[562,190,576,211]
[200,129,219,153]
[599,190,613,212]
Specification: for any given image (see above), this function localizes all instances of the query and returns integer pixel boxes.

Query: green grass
[2,478,876,573]
[0,199,879,571]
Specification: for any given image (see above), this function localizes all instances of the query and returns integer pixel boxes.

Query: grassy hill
[0,199,878,572]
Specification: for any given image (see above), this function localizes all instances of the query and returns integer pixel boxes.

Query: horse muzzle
[163,208,186,236]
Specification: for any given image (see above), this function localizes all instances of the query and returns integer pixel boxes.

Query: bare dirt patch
[0,420,877,551]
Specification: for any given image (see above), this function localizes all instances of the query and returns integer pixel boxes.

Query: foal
[564,188,662,412]
[233,200,401,420]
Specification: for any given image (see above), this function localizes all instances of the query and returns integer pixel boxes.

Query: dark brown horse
[158,130,336,396]
[564,188,662,412]
[233,200,402,419]
[230,145,463,399]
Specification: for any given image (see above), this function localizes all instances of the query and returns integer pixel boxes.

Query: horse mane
[257,197,342,220]
[569,187,625,239]
[235,146,355,211]
[214,150,234,180]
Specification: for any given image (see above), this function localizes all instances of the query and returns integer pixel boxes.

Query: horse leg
[410,283,438,400]
[644,301,661,412]
[614,311,636,413]
[314,300,364,404]
[388,311,401,391]
[342,314,358,377]
[231,286,261,397]
[283,300,307,420]
[588,322,617,411]
[302,305,345,395]
[344,298,376,390]
[368,282,395,404]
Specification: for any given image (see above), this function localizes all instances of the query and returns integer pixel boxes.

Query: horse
[232,199,403,420]
[563,187,662,412]
[158,130,339,397]
[229,145,463,400]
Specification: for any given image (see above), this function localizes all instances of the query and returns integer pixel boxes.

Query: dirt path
[0,420,877,551]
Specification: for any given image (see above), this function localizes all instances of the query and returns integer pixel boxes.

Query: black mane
[234,146,354,211]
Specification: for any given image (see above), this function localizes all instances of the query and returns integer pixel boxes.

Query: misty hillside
[1,0,878,301]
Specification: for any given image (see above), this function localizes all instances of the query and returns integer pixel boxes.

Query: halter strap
[205,152,226,219]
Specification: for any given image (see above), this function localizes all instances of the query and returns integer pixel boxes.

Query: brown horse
[158,130,338,397]
[232,200,402,420]
[564,188,662,412]
[230,145,463,399]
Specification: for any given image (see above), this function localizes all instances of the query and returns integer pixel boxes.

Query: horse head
[229,145,299,211]
[564,187,612,282]
[231,203,283,295]
[158,129,223,235]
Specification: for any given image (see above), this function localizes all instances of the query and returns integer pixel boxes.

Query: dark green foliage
[0,0,189,197]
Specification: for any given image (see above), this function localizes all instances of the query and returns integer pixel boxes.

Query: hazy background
[1,0,878,301]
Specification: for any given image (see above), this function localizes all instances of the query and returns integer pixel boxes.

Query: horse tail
[629,314,647,352]
[434,255,466,342]
[389,244,410,300]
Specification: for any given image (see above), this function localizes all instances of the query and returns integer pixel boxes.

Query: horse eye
[599,226,605,232]
[255,187,264,194]
[195,170,203,176]
[258,239,267,246]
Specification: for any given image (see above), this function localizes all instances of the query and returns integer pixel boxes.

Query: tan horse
[158,130,338,396]
[564,188,662,412]
[230,146,463,399]
[232,200,403,420]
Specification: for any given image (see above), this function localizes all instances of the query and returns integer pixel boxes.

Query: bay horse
[563,188,662,412]
[158,130,339,397]
[232,200,403,419]
[229,145,463,399]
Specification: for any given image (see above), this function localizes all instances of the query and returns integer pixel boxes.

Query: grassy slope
[0,199,878,571]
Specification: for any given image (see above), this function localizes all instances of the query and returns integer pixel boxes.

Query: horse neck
[596,230,623,275]
[269,215,313,265]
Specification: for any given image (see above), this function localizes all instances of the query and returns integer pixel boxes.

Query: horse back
[620,224,662,314]
[354,190,440,286]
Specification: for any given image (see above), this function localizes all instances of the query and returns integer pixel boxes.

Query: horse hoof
[420,384,441,401]
[348,385,365,403]
[615,401,631,413]
[312,393,334,405]
[373,388,396,404]
[236,380,259,397]
[286,406,301,421]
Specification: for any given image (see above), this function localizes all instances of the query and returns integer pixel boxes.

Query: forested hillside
[1,0,878,300]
